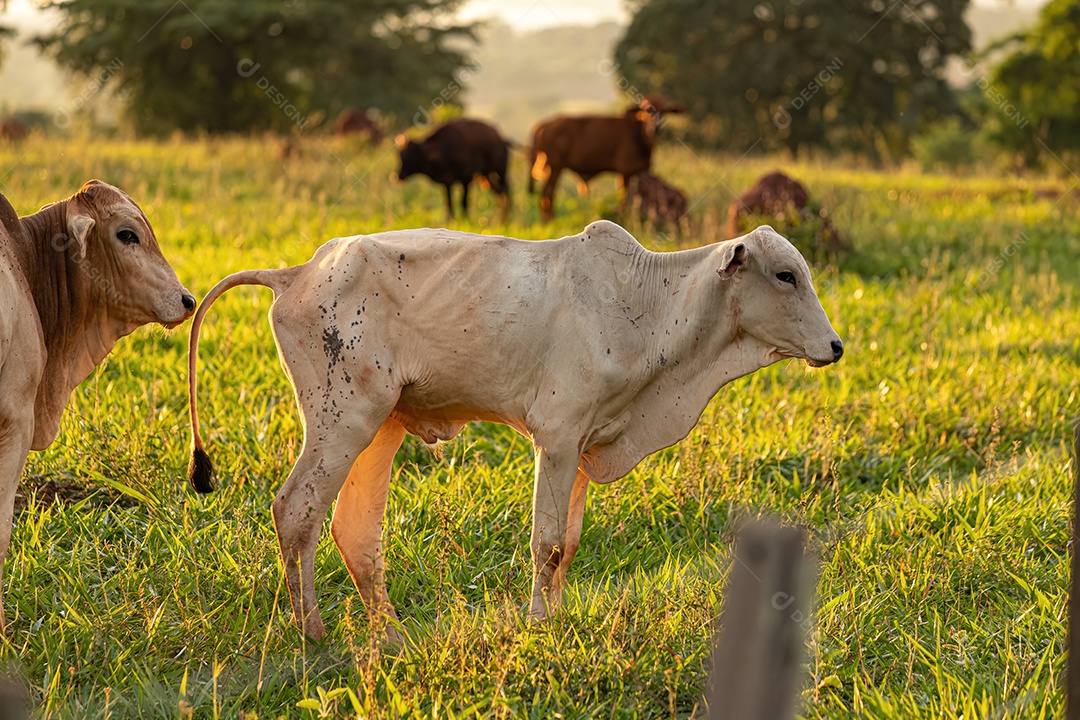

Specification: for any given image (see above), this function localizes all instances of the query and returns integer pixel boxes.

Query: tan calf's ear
[717,240,747,279]
[66,212,94,259]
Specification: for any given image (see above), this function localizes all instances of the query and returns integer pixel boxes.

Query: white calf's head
[65,180,195,329]
[716,225,843,367]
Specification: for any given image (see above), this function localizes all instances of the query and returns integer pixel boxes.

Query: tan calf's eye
[117,229,140,244]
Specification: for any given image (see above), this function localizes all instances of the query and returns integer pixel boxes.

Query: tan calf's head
[717,225,843,367]
[65,180,195,329]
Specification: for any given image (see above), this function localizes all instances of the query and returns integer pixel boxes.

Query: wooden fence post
[0,672,28,720]
[707,519,813,720]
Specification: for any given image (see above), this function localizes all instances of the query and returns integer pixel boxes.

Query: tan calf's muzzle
[159,290,198,329]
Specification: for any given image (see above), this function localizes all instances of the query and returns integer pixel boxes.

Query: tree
[0,1,12,70]
[613,0,971,159]
[983,0,1080,165]
[36,0,475,135]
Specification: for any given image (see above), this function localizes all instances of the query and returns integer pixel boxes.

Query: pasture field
[0,133,1077,718]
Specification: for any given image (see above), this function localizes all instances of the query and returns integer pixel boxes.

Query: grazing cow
[625,172,689,235]
[394,118,511,220]
[0,180,196,629]
[529,96,685,222]
[334,108,383,144]
[728,172,847,253]
[0,120,28,143]
[187,220,843,642]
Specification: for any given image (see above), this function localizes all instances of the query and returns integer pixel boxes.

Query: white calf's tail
[188,267,300,493]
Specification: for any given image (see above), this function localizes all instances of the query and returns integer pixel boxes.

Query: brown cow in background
[728,172,847,254]
[334,108,383,144]
[624,172,689,236]
[0,120,28,143]
[394,118,511,220]
[528,96,684,222]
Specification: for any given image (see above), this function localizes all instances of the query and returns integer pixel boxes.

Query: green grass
[0,132,1076,718]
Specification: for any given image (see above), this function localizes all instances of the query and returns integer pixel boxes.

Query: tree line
[3,0,1074,165]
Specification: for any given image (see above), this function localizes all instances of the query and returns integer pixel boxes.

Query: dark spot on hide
[323,326,345,365]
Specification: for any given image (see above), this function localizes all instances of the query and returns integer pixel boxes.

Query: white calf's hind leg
[271,392,399,641]
[331,416,407,641]
[272,440,355,641]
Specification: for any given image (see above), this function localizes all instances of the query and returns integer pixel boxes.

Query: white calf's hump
[580,220,646,257]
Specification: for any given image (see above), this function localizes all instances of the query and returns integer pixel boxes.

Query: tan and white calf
[0,180,196,629]
[187,220,842,641]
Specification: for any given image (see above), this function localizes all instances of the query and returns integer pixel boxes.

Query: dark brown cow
[394,118,511,220]
[528,96,684,222]
[334,108,383,144]
[624,172,689,235]
[0,120,28,143]
[728,172,847,254]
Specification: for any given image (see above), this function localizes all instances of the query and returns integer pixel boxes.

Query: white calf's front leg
[330,417,407,642]
[529,444,582,622]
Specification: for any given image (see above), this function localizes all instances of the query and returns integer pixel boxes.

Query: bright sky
[456,0,1046,30]
[459,0,627,29]
[0,0,1050,32]
[0,0,630,30]
[3,0,48,25]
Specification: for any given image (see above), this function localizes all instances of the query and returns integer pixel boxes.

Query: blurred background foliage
[615,0,971,161]
[0,0,1076,167]
[982,0,1080,165]
[33,0,476,134]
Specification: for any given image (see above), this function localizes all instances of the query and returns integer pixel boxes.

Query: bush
[912,117,977,170]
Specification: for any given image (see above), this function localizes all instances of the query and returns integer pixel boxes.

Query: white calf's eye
[776,271,797,287]
[117,229,140,244]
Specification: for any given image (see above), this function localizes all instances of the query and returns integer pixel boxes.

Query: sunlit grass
[0,132,1076,717]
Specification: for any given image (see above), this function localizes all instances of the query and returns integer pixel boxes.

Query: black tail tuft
[189,447,215,494]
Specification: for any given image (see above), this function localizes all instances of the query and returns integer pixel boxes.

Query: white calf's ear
[66,213,94,259]
[717,240,747,279]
